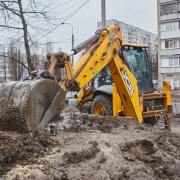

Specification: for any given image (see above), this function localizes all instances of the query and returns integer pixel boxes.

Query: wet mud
[0,109,30,133]
[0,106,180,180]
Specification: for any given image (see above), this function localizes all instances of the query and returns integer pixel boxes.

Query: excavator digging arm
[44,24,143,128]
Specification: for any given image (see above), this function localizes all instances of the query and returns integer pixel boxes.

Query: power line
[37,0,91,41]
[119,0,135,15]
[61,46,72,49]
[31,38,72,46]
[122,5,156,20]
[37,41,72,46]
[56,38,72,42]
[73,22,96,24]
[53,0,85,18]
[75,39,83,42]
[138,0,150,10]
[35,2,86,41]
[48,0,73,11]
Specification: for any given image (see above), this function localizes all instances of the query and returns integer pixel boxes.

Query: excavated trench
[0,106,180,180]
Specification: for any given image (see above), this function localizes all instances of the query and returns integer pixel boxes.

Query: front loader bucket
[0,79,65,134]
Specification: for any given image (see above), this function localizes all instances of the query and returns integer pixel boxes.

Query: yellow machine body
[75,41,171,125]
[0,25,171,135]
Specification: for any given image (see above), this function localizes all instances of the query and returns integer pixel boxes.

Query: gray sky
[44,0,157,62]
[0,0,157,63]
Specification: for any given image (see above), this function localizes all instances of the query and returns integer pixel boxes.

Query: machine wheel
[91,94,112,116]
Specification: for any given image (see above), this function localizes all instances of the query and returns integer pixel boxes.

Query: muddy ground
[1,106,180,180]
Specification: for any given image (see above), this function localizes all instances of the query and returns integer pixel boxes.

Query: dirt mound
[61,105,80,114]
[155,133,180,158]
[1,107,180,179]
[78,113,137,133]
[0,109,30,133]
[0,130,63,176]
[48,107,139,133]
[120,139,180,179]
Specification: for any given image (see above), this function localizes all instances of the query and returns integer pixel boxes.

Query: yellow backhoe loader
[0,25,172,136]
[73,42,172,127]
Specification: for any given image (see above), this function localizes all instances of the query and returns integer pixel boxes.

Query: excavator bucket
[0,79,66,135]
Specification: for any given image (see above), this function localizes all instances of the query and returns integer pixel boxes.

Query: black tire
[91,94,113,116]
[143,117,158,126]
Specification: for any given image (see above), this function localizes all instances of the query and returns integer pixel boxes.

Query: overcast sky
[43,0,157,62]
[0,0,158,63]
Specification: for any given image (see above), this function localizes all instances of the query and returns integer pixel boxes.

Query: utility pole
[72,33,74,66]
[61,23,74,66]
[101,0,106,29]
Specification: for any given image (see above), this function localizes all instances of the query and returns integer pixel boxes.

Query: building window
[173,22,177,29]
[165,39,178,49]
[178,3,180,12]
[174,39,177,48]
[166,22,177,31]
[166,23,172,31]
[172,3,177,12]
[169,57,180,66]
[165,40,169,48]
[169,58,173,66]
[174,57,179,66]
[169,41,174,48]
[162,21,180,31]
[161,3,178,15]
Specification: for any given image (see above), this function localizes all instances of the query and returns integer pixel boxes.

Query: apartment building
[97,19,158,55]
[157,0,180,90]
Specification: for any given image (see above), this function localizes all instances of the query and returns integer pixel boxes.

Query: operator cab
[91,44,154,93]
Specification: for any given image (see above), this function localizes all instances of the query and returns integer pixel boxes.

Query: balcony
[161,29,180,39]
[161,13,180,21]
[160,0,176,4]
[161,48,180,56]
[161,67,180,73]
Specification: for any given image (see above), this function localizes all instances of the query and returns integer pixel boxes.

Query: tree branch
[0,54,30,74]
[18,0,34,71]
[24,11,45,14]
[0,24,22,29]
[0,2,20,17]
[0,1,18,3]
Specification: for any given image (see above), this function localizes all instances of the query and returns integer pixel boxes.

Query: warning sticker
[109,30,116,41]
[121,69,134,97]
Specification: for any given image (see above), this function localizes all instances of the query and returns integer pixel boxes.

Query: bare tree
[46,39,54,55]
[40,48,46,70]
[17,49,23,80]
[147,44,158,80]
[4,40,26,81]
[0,0,89,79]
[2,46,7,81]
[0,0,57,73]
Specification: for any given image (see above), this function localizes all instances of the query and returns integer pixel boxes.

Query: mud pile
[0,130,64,177]
[1,106,180,180]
